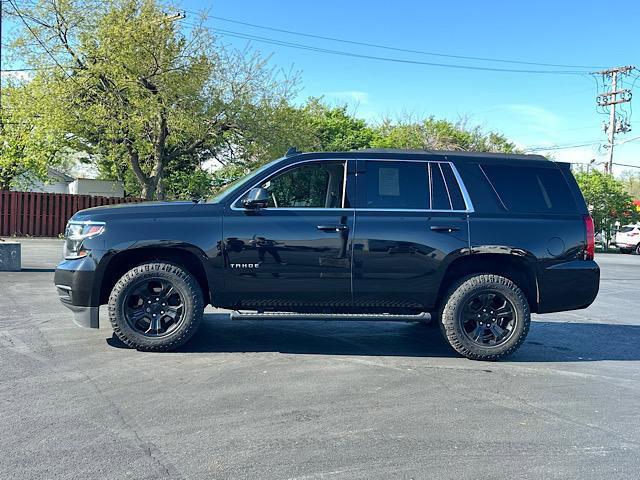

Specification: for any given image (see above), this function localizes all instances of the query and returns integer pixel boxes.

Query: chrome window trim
[449,162,475,213]
[230,158,349,211]
[438,162,454,210]
[427,162,433,209]
[229,157,475,213]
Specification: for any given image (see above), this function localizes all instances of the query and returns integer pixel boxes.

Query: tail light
[583,215,595,260]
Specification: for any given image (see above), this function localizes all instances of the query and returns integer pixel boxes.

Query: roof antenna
[285,147,302,157]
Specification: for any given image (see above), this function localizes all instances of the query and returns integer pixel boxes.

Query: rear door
[352,159,471,311]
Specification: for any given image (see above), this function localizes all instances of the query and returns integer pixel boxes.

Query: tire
[108,262,204,351]
[439,274,530,361]
[635,244,640,255]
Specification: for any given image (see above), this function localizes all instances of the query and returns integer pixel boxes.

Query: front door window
[258,162,346,209]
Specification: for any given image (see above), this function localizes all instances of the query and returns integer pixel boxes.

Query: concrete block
[0,242,21,271]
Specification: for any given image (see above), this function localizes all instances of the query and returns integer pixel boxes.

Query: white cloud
[501,103,563,132]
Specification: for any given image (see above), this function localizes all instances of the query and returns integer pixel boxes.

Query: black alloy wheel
[461,291,516,347]
[124,279,185,337]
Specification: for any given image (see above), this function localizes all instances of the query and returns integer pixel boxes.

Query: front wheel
[635,244,640,255]
[439,274,530,361]
[108,262,204,351]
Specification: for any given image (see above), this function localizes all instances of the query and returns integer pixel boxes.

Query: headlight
[64,221,106,260]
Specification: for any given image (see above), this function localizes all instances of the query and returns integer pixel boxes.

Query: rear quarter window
[481,164,578,214]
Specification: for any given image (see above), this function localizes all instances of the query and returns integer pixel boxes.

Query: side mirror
[243,187,270,210]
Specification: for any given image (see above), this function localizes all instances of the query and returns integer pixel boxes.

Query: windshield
[210,157,282,203]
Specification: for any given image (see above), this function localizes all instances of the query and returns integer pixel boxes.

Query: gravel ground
[1,238,639,480]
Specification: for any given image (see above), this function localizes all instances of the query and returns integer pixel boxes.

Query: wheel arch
[97,246,211,305]
[437,252,539,313]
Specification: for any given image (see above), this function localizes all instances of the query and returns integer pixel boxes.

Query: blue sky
[179,0,640,174]
[4,0,639,174]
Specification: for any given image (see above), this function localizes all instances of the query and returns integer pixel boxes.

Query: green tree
[10,0,297,199]
[620,170,640,200]
[0,83,62,190]
[371,116,518,153]
[303,99,375,151]
[574,170,640,247]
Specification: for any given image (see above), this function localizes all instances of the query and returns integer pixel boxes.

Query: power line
[7,0,77,80]
[199,14,603,70]
[188,23,590,75]
[613,162,640,169]
[524,140,603,152]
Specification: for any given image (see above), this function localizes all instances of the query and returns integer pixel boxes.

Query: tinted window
[482,164,577,214]
[430,163,450,210]
[259,162,345,208]
[363,161,468,210]
[364,161,428,209]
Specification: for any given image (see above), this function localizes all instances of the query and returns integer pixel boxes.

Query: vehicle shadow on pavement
[109,313,640,362]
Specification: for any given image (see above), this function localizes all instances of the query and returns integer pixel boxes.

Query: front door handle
[317,224,348,232]
[430,225,460,232]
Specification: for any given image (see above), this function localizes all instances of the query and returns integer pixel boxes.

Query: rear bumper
[54,258,100,328]
[537,260,600,314]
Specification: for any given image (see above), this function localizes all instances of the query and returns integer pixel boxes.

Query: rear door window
[481,164,577,214]
[362,161,468,210]
[364,161,429,209]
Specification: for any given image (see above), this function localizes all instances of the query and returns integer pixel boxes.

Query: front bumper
[54,256,101,329]
[537,260,600,314]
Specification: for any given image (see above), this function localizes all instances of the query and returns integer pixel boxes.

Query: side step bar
[230,311,431,323]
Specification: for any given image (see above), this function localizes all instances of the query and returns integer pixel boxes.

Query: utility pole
[594,66,635,174]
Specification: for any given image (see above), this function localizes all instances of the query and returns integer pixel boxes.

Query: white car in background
[615,224,640,254]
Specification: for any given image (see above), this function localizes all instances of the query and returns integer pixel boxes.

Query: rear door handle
[430,225,460,232]
[317,224,348,232]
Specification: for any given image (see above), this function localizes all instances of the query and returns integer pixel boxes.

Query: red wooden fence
[0,190,143,237]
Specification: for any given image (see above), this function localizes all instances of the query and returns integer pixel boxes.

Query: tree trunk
[126,142,155,200]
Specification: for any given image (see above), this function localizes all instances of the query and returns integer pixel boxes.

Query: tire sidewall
[109,262,203,350]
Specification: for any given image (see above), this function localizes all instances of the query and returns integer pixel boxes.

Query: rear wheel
[108,262,204,351]
[635,244,640,255]
[439,274,530,361]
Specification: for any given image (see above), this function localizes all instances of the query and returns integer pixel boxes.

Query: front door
[352,159,470,311]
[222,159,355,310]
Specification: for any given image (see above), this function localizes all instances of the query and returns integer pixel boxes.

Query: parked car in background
[615,224,640,254]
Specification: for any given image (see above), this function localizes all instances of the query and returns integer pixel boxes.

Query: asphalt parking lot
[2,239,640,480]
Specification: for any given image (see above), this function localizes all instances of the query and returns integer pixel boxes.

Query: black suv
[54,149,600,360]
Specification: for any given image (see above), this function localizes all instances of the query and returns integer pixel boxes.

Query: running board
[230,311,431,323]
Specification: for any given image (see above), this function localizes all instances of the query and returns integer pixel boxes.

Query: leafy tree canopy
[10,0,298,199]
[371,116,518,153]
[574,170,640,245]
[0,83,63,190]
